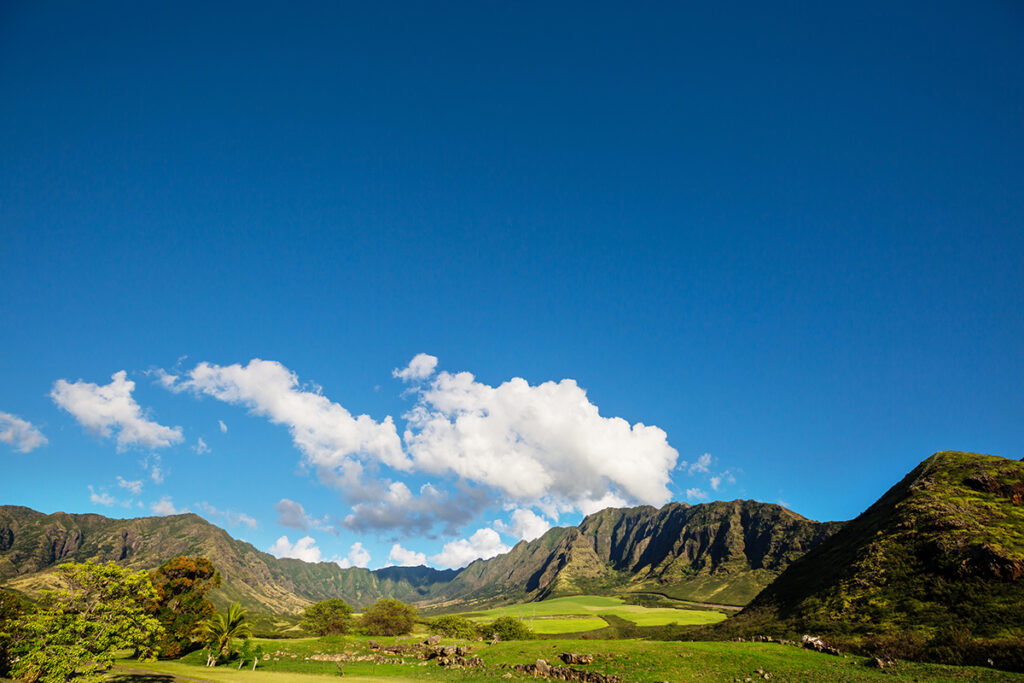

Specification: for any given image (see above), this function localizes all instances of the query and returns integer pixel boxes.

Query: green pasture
[109,636,1024,682]
[460,594,725,633]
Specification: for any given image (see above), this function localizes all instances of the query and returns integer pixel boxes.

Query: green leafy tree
[149,555,221,659]
[0,590,31,678]
[485,615,534,641]
[11,561,163,683]
[428,614,477,639]
[301,598,355,635]
[359,598,417,636]
[196,602,252,666]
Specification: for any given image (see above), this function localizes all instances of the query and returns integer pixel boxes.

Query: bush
[301,598,355,636]
[359,598,417,636]
[483,615,534,641]
[428,615,478,639]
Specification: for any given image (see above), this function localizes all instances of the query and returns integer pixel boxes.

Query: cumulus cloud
[393,353,438,382]
[151,496,184,515]
[388,543,427,566]
[402,366,678,511]
[116,476,143,495]
[685,488,709,501]
[88,485,115,506]
[335,542,371,568]
[269,535,322,562]
[51,371,183,450]
[274,498,336,534]
[162,360,407,489]
[429,528,510,569]
[341,481,487,537]
[196,502,258,529]
[218,420,228,433]
[0,412,47,453]
[493,508,552,542]
[193,437,210,454]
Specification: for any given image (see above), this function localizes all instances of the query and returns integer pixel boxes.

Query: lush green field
[109,635,1024,682]
[458,594,725,633]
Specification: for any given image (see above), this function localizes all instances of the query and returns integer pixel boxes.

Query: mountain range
[0,498,840,614]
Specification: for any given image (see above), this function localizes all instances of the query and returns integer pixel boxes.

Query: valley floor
[107,638,1024,682]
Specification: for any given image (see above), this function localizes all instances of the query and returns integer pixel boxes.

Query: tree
[196,602,252,666]
[149,555,221,659]
[0,590,30,678]
[10,561,163,683]
[485,616,534,641]
[428,614,478,639]
[300,598,355,636]
[359,598,417,636]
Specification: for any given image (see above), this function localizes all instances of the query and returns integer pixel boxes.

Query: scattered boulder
[511,661,623,682]
[866,657,895,669]
[560,653,595,665]
[425,634,441,645]
[801,635,841,656]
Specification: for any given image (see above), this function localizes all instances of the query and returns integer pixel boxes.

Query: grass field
[458,594,725,634]
[107,636,1024,682]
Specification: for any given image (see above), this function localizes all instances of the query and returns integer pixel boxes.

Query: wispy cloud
[88,485,115,506]
[196,502,258,529]
[0,412,47,453]
[116,476,143,495]
[150,496,184,516]
[274,498,335,534]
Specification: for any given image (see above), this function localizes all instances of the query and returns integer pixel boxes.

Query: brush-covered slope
[444,500,841,606]
[0,506,455,613]
[732,451,1024,637]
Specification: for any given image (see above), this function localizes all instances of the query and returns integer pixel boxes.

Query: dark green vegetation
[0,498,839,617]
[149,555,221,659]
[360,598,418,636]
[300,597,354,635]
[718,451,1024,670]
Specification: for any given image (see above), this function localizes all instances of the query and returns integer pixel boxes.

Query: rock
[800,634,841,656]
[866,657,894,669]
[560,653,595,665]
[535,659,551,675]
[425,635,441,645]
[368,640,380,650]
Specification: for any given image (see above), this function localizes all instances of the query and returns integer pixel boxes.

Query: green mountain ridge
[0,497,842,614]
[724,451,1024,638]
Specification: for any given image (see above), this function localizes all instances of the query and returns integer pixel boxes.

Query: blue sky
[1,1,1022,570]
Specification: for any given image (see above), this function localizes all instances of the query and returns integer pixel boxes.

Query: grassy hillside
[718,451,1024,660]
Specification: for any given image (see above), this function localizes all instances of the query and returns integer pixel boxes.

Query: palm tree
[196,602,252,666]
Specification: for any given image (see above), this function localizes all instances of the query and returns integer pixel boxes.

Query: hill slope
[728,451,1024,637]
[0,498,841,613]
[0,506,455,612]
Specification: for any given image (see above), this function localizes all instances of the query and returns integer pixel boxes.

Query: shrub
[428,615,478,639]
[359,598,417,636]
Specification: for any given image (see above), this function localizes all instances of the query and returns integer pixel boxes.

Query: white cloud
[393,353,439,382]
[429,528,510,569]
[0,412,47,453]
[193,437,210,454]
[51,371,183,451]
[218,420,228,433]
[388,543,427,567]
[493,508,552,542]
[403,364,678,511]
[268,535,322,563]
[335,542,371,569]
[88,485,115,506]
[685,488,709,501]
[116,476,143,495]
[163,360,407,489]
[150,496,184,515]
[684,453,712,475]
[577,491,630,516]
[710,476,721,491]
[196,502,258,529]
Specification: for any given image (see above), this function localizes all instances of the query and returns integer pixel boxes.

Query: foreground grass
[110,635,1024,682]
